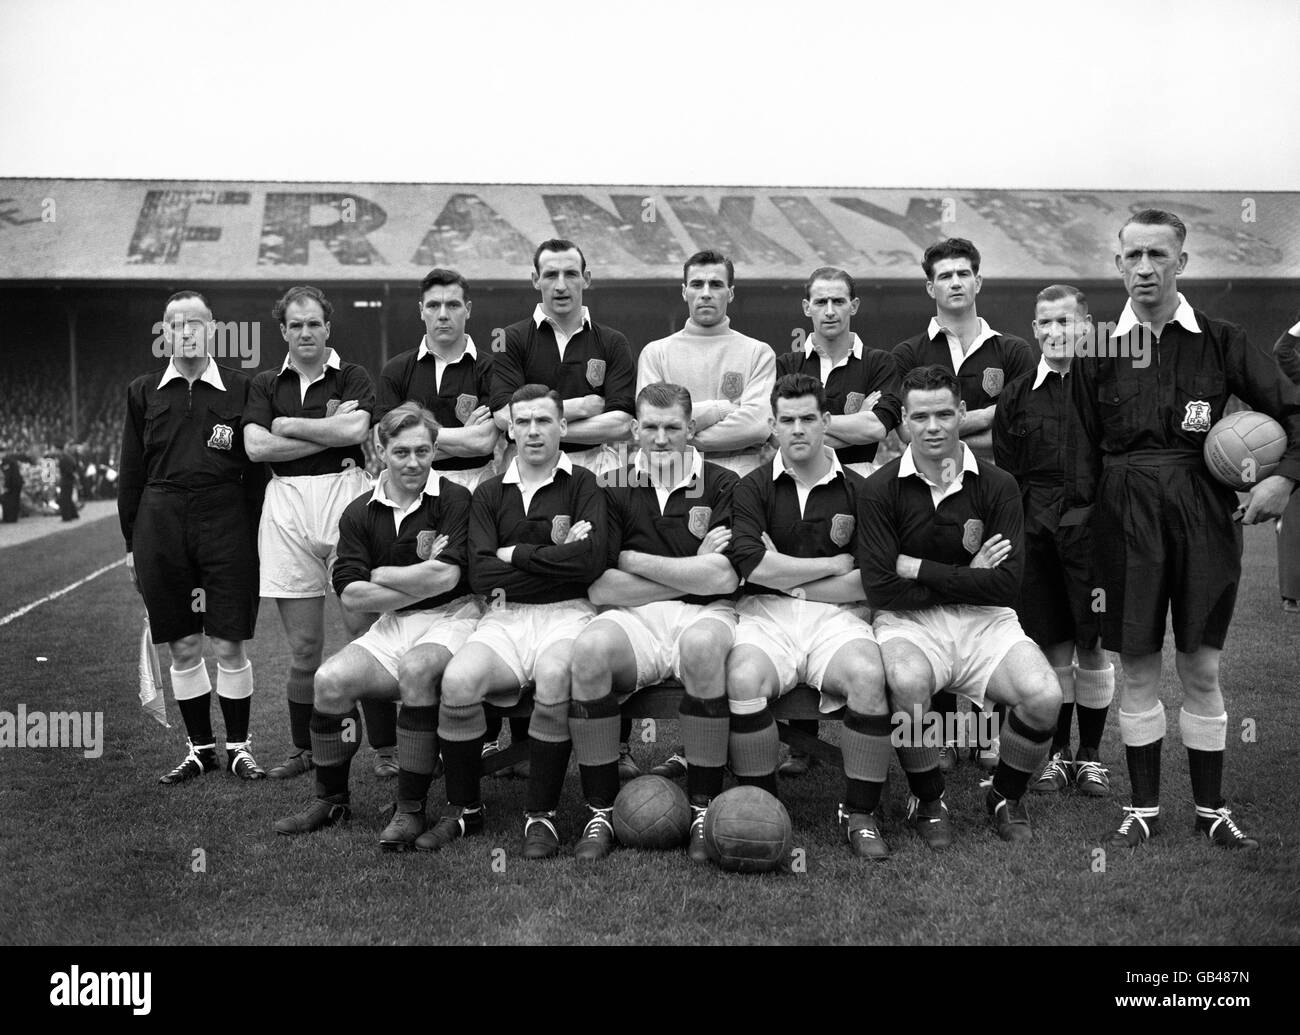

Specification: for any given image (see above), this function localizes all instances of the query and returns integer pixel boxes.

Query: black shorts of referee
[135,481,259,644]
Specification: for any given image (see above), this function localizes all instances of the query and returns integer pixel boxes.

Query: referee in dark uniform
[119,290,266,784]
[375,268,499,491]
[1070,210,1300,850]
[892,238,1035,771]
[775,266,901,776]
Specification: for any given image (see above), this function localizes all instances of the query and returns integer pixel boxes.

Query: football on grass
[613,775,690,849]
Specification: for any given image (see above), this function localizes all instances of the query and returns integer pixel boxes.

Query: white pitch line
[0,558,128,628]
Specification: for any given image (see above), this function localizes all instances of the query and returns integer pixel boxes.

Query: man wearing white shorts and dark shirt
[423,384,606,860]
[244,286,396,781]
[773,266,902,778]
[375,268,498,492]
[273,403,477,843]
[860,365,1062,845]
[568,382,740,863]
[726,373,895,860]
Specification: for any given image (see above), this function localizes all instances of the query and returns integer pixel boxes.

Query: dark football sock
[438,701,486,807]
[396,704,438,806]
[895,744,944,802]
[310,707,359,800]
[1076,705,1108,756]
[620,713,633,746]
[1126,740,1162,808]
[1186,748,1224,811]
[841,710,891,813]
[1053,702,1074,753]
[217,694,250,745]
[728,707,779,783]
[993,710,1055,800]
[525,739,573,813]
[509,716,531,747]
[484,709,504,744]
[932,689,957,734]
[286,666,314,750]
[570,695,621,808]
[361,699,397,750]
[681,694,728,802]
[177,694,213,745]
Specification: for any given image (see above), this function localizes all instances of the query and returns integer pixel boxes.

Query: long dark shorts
[135,483,258,644]
[1093,455,1240,655]
[1018,522,1102,649]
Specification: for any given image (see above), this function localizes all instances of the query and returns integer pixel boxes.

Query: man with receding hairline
[120,289,266,784]
[1070,209,1300,851]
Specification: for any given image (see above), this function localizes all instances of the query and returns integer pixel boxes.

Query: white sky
[1,0,1297,189]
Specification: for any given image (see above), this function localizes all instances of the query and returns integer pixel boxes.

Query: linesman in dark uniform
[993,285,1114,798]
[120,290,266,784]
[1070,210,1300,850]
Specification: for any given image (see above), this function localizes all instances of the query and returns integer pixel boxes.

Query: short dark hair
[922,238,981,279]
[420,268,470,297]
[273,285,333,324]
[804,266,856,300]
[509,383,564,416]
[533,239,586,272]
[377,401,439,449]
[683,250,734,286]
[1035,284,1089,315]
[771,373,827,415]
[636,382,693,419]
[164,290,211,315]
[1119,209,1187,248]
[900,365,961,406]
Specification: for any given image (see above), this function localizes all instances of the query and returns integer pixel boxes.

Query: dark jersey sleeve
[1274,331,1300,387]
[488,324,529,413]
[728,471,769,582]
[340,362,376,417]
[118,379,147,550]
[374,352,410,424]
[1065,354,1103,512]
[864,349,903,433]
[242,371,277,431]
[331,499,375,596]
[600,331,636,415]
[513,469,608,582]
[891,338,920,382]
[436,483,472,574]
[858,477,936,612]
[1003,336,1037,388]
[914,474,1025,607]
[467,480,561,599]
[992,376,1026,479]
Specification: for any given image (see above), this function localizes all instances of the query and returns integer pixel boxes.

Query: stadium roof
[2,180,1297,283]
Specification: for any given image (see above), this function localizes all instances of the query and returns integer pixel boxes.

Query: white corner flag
[139,615,170,728]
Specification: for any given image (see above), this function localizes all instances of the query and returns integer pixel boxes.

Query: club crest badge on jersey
[844,392,866,414]
[206,424,234,451]
[326,398,341,417]
[962,518,985,554]
[455,393,478,424]
[416,530,439,560]
[586,359,606,387]
[721,371,744,402]
[982,368,1005,397]
[1182,400,1212,433]
[830,513,855,547]
[687,506,711,539]
[551,514,572,544]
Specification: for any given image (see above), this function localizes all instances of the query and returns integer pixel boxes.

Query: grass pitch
[1,513,1297,945]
